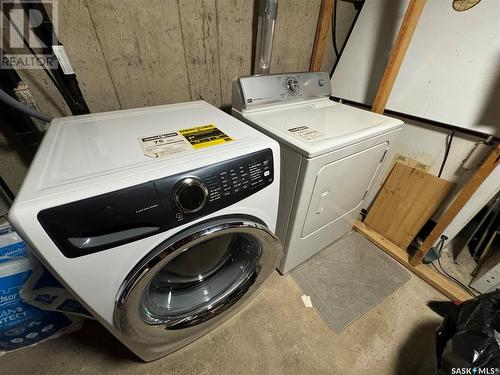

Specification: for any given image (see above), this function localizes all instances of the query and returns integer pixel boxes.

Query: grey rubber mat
[291,231,411,332]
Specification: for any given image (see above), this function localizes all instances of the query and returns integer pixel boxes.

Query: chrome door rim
[114,216,282,347]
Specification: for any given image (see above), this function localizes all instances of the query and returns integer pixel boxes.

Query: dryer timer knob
[174,178,209,214]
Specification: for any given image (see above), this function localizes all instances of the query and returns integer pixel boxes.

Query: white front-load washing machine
[9,101,282,361]
[232,72,403,273]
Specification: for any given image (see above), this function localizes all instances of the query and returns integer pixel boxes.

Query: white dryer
[232,72,403,273]
[9,101,282,361]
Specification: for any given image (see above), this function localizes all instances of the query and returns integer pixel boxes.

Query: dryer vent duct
[254,0,278,75]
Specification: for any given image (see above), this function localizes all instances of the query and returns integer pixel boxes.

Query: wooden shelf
[354,219,471,302]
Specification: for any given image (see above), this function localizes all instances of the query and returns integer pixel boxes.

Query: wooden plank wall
[16,0,322,117]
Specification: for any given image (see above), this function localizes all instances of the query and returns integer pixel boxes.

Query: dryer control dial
[285,77,299,96]
[174,178,209,214]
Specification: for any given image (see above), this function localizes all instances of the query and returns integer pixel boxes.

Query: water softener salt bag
[0,224,29,258]
[0,226,84,353]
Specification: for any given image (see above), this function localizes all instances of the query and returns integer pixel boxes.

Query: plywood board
[179,0,221,107]
[85,0,191,109]
[365,163,454,249]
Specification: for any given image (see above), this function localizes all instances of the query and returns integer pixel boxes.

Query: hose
[0,88,52,122]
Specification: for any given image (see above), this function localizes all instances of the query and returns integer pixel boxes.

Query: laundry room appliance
[232,72,403,273]
[8,101,282,361]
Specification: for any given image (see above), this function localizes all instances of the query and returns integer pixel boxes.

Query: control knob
[174,177,209,213]
[285,77,299,96]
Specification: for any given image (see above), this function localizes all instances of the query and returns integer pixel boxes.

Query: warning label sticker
[288,126,324,141]
[179,124,233,149]
[138,132,191,158]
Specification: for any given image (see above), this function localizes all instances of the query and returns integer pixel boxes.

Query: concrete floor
[1,268,446,375]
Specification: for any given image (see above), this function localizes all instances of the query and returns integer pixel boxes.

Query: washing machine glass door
[115,216,281,347]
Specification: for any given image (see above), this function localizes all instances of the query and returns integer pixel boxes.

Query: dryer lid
[243,100,403,158]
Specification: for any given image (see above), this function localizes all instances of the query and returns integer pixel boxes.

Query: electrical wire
[431,262,475,297]
[438,129,455,178]
[437,257,475,296]
[429,236,476,296]
[467,284,482,295]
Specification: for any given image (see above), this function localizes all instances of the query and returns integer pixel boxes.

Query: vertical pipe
[254,0,278,75]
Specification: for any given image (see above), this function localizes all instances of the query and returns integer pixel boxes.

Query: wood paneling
[365,163,454,250]
[271,0,321,73]
[3,0,323,114]
[84,0,191,109]
[59,0,120,113]
[216,0,255,108]
[179,0,221,107]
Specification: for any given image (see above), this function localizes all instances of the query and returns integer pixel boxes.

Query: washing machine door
[114,215,281,359]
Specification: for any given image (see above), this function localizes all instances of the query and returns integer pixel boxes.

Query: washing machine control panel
[158,148,274,224]
[203,154,272,204]
[38,149,274,258]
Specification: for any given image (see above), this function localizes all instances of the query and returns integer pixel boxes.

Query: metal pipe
[254,0,278,75]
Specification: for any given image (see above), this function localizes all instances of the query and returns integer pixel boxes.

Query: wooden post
[309,0,334,72]
[410,145,500,266]
[371,0,427,113]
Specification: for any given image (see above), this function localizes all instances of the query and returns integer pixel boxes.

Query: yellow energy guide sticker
[179,124,233,149]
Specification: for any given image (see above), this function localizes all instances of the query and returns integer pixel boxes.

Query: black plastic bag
[435,290,500,374]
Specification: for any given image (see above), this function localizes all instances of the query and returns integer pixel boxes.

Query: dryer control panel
[232,71,331,112]
[38,149,274,258]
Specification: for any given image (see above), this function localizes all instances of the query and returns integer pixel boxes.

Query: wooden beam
[354,220,472,302]
[309,0,334,71]
[410,144,500,266]
[371,0,427,113]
